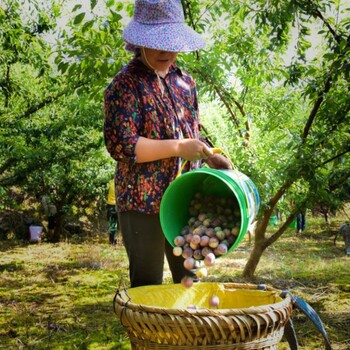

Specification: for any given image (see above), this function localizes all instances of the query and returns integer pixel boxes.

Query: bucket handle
[211,148,254,219]
[176,148,252,218]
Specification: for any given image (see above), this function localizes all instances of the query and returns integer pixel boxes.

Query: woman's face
[141,47,178,72]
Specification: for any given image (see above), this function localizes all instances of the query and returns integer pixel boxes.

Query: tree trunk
[324,212,331,225]
[52,212,63,243]
[242,241,266,279]
[48,202,64,243]
[242,213,297,279]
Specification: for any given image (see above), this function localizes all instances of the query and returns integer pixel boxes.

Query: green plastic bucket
[289,218,297,229]
[160,168,260,255]
[269,215,278,226]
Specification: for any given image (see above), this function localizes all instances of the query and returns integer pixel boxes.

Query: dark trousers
[297,212,306,232]
[118,211,194,288]
[107,204,118,244]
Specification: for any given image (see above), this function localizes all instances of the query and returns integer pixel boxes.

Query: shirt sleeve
[103,74,141,164]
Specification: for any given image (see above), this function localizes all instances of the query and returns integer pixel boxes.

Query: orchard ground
[0,209,349,349]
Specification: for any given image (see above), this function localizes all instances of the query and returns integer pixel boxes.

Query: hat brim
[123,20,206,52]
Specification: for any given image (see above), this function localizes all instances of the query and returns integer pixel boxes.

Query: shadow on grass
[0,235,109,253]
[1,299,131,350]
[0,239,29,252]
[0,262,25,273]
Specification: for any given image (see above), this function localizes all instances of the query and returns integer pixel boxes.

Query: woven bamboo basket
[114,282,292,349]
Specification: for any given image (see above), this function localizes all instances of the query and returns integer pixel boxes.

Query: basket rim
[114,282,292,317]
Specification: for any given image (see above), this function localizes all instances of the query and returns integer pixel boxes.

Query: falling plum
[173,246,183,256]
[195,266,208,279]
[204,252,215,267]
[174,236,185,246]
[209,295,220,307]
[181,276,194,288]
[183,257,195,270]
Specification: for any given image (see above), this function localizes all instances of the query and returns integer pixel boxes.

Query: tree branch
[17,80,90,120]
[312,8,341,44]
[183,0,218,29]
[265,211,298,247]
[329,169,350,192]
[193,67,242,132]
[302,75,332,140]
[268,179,294,210]
[321,147,350,168]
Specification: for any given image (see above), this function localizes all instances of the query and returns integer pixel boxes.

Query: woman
[104,0,231,287]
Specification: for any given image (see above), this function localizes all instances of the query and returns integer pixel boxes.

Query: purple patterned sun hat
[123,0,206,52]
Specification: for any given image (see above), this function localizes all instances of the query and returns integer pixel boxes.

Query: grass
[0,214,349,350]
[0,240,130,349]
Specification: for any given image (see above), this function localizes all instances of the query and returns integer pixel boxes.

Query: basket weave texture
[114,282,292,350]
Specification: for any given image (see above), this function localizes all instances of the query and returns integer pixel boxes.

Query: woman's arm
[135,136,213,163]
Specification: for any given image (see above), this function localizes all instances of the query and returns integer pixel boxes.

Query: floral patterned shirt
[104,58,207,214]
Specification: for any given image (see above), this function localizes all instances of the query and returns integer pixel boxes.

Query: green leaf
[106,0,114,8]
[82,20,94,33]
[73,13,85,25]
[72,4,82,12]
[58,62,69,74]
[90,0,97,10]
[110,10,122,22]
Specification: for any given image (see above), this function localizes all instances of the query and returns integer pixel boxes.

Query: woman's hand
[205,154,232,170]
[177,139,213,161]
